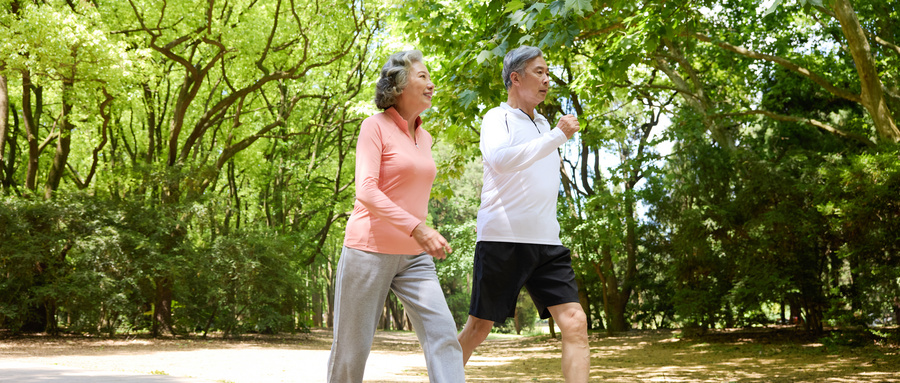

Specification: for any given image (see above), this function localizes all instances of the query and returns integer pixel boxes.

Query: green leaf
[526,2,547,13]
[549,0,566,16]
[491,41,509,57]
[538,31,557,48]
[564,0,593,17]
[459,89,478,108]
[509,9,527,26]
[505,0,525,13]
[761,0,784,17]
[475,50,493,64]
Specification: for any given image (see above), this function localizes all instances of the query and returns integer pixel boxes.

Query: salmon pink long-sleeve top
[343,107,436,255]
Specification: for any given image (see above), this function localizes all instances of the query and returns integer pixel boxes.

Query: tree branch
[867,31,900,57]
[576,22,624,41]
[78,89,113,188]
[255,0,282,75]
[689,32,862,104]
[661,39,705,100]
[719,109,875,148]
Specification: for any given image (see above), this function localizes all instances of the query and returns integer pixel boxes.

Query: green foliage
[0,0,377,336]
[177,230,304,336]
[818,151,900,327]
[493,292,539,335]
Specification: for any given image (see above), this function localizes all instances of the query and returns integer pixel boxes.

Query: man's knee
[472,318,494,337]
[555,305,588,335]
[461,316,494,339]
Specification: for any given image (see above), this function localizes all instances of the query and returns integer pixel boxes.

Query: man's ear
[509,71,520,87]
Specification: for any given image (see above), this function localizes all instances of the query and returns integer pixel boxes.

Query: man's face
[515,55,550,105]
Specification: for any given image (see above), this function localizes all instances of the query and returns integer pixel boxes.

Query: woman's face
[395,61,434,116]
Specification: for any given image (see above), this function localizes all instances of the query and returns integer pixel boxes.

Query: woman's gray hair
[374,50,424,109]
[502,45,543,90]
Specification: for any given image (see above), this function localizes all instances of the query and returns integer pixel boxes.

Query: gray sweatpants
[326,246,465,383]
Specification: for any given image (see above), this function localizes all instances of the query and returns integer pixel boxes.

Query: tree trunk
[22,71,41,191]
[789,297,803,326]
[389,295,405,331]
[380,296,391,330]
[143,84,157,163]
[152,205,180,337]
[780,301,787,324]
[804,301,824,334]
[202,305,217,337]
[654,41,736,152]
[618,189,639,330]
[514,306,522,335]
[326,276,335,328]
[312,272,323,328]
[577,279,592,330]
[605,299,628,333]
[0,74,8,181]
[152,276,177,337]
[44,81,73,199]
[0,88,14,190]
[892,297,900,327]
[548,317,556,339]
[313,291,323,328]
[830,0,900,143]
[595,248,630,333]
[45,296,58,336]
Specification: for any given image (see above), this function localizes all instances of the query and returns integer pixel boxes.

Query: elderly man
[457,45,590,382]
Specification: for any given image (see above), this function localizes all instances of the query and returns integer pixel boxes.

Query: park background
[0,0,898,348]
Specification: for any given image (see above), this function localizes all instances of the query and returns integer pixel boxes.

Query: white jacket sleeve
[480,110,568,174]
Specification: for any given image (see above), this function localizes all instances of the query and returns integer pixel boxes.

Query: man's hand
[412,223,452,260]
[557,114,580,138]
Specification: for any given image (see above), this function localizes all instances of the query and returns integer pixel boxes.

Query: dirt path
[0,330,426,383]
[1,328,898,382]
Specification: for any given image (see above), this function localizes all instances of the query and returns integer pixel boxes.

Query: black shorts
[469,241,580,322]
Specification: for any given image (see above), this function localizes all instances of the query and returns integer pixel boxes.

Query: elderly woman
[326,50,465,383]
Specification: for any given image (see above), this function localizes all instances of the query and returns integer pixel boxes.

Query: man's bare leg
[547,302,590,383]
[456,315,494,364]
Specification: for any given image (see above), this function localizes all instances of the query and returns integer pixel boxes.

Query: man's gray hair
[374,50,424,110]
[502,45,543,90]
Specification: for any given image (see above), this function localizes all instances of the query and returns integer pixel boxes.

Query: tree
[0,0,381,336]
[404,0,900,334]
[103,0,370,335]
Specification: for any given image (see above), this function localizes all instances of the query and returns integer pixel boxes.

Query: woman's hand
[412,223,452,260]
